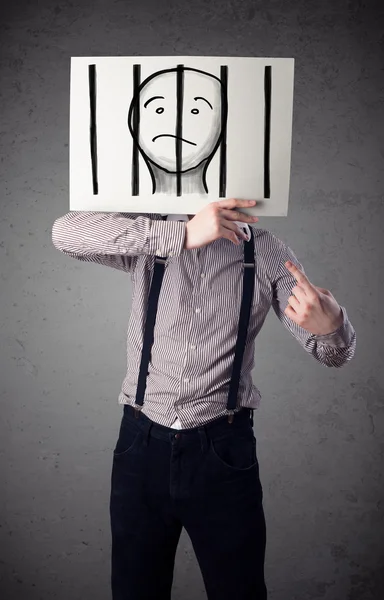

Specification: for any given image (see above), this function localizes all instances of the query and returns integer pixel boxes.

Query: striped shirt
[51,211,356,429]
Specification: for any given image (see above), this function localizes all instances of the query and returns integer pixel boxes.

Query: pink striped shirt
[52,211,356,429]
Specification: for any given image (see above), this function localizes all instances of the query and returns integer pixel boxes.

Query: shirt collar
[164,214,188,222]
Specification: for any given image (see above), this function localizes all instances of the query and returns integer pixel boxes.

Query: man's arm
[271,242,356,368]
[51,211,186,273]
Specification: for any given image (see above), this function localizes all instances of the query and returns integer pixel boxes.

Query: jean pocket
[210,430,258,472]
[113,418,142,458]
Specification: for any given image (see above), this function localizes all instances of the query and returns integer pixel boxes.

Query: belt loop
[144,421,152,446]
[198,426,209,453]
[136,413,151,446]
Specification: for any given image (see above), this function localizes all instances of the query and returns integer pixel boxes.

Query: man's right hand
[183,199,259,250]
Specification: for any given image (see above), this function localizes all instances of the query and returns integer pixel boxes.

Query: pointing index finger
[285,260,311,288]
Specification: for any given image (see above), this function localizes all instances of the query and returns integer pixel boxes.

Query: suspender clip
[227,411,234,424]
[134,405,142,419]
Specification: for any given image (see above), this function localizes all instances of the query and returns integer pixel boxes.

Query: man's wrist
[325,306,344,335]
[312,306,354,348]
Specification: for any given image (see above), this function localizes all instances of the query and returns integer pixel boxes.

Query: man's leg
[180,419,267,599]
[109,412,182,600]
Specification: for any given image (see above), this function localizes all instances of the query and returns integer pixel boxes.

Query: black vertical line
[264,66,272,199]
[88,64,98,195]
[131,64,141,196]
[219,65,228,198]
[176,64,184,197]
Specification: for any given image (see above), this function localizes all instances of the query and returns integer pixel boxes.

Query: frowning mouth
[152,134,197,146]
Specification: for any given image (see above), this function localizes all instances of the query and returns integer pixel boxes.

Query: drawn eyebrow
[194,96,213,109]
[144,95,165,108]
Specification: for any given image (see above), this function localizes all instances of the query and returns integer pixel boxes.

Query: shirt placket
[177,247,206,421]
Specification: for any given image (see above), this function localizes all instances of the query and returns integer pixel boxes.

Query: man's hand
[284,261,343,335]
[184,198,259,250]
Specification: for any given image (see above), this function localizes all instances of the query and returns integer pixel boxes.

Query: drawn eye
[191,108,199,115]
[156,107,164,114]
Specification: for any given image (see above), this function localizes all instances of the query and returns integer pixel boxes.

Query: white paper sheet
[69,56,294,216]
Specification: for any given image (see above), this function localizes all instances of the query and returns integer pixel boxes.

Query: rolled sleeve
[147,219,187,257]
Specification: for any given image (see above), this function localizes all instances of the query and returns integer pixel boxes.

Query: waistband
[123,403,254,443]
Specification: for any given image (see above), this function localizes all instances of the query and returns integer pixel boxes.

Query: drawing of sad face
[129,68,223,173]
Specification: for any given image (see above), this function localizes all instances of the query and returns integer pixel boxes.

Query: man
[51,198,356,599]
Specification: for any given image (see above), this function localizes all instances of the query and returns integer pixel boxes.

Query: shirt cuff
[146,219,186,257]
[312,305,354,348]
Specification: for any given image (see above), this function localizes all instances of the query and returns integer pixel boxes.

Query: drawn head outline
[128,66,228,193]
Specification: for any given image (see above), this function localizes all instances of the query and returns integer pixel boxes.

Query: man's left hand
[284,261,343,336]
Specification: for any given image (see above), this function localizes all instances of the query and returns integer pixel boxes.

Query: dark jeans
[109,404,267,599]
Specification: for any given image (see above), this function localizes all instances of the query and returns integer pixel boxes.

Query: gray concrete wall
[1,0,383,598]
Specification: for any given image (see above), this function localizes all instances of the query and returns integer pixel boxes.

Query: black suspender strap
[134,216,168,414]
[226,226,255,421]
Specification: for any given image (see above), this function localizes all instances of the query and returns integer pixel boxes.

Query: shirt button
[190,344,196,350]
[156,248,162,255]
[169,252,173,257]
[195,307,201,313]
[200,273,205,278]
[184,377,190,383]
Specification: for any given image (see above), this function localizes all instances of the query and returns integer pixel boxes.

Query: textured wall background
[1,0,383,599]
